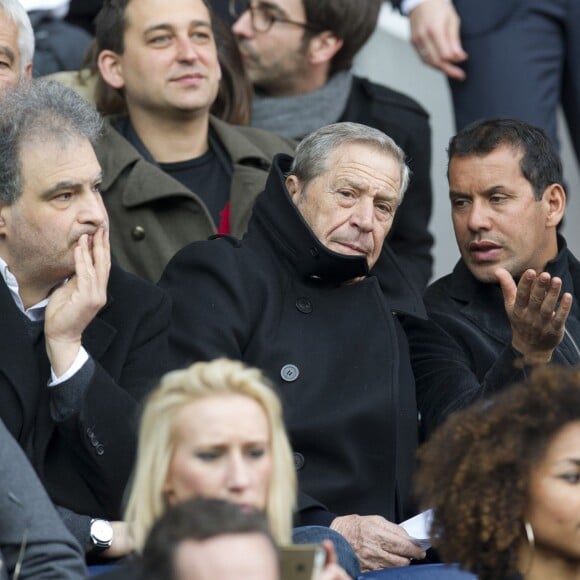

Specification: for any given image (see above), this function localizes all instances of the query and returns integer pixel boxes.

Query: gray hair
[0,0,35,73]
[0,79,103,204]
[289,122,411,201]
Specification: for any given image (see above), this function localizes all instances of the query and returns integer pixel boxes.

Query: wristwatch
[89,518,114,553]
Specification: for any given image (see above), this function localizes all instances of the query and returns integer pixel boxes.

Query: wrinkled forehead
[325,142,401,183]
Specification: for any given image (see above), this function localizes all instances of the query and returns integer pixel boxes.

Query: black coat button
[293,452,305,470]
[280,364,299,382]
[295,297,312,314]
[131,226,146,241]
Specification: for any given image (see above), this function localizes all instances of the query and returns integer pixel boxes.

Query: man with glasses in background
[229,0,434,290]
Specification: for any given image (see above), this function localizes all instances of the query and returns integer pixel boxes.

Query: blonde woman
[126,358,296,548]
[98,359,351,579]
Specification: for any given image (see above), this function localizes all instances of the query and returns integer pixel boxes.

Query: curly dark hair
[415,366,580,580]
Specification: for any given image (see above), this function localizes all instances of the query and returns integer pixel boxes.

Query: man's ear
[97,50,126,90]
[0,203,9,234]
[544,183,566,227]
[307,31,343,66]
[285,175,303,204]
[23,62,32,81]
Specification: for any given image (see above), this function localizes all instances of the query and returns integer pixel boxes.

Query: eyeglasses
[229,0,323,33]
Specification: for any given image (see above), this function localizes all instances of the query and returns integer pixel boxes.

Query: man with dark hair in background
[92,0,293,282]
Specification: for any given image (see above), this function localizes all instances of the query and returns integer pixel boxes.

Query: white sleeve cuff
[400,0,450,16]
[49,348,90,386]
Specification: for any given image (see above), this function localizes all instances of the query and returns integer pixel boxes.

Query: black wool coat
[160,154,427,526]
[0,264,171,519]
[408,237,580,437]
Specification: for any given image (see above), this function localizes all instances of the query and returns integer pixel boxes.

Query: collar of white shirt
[0,256,50,321]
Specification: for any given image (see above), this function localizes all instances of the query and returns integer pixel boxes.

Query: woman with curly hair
[415,366,580,580]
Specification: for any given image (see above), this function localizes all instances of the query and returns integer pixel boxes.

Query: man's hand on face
[330,514,426,572]
[45,228,111,376]
[495,267,573,364]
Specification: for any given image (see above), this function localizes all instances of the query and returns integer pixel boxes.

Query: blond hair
[125,358,296,550]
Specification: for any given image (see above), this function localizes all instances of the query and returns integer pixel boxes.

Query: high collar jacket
[94,116,295,282]
[160,154,427,525]
[340,76,433,290]
[0,265,170,519]
[409,237,580,435]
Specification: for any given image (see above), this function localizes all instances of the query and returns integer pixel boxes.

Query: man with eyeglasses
[229,0,434,291]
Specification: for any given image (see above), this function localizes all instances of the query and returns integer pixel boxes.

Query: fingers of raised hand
[514,272,563,320]
[74,232,108,310]
[92,227,111,284]
[553,292,573,331]
[513,269,536,311]
[538,276,564,321]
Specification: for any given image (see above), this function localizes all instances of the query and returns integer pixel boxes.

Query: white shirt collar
[0,256,50,321]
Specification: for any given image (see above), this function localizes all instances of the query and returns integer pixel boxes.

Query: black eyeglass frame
[229,0,323,33]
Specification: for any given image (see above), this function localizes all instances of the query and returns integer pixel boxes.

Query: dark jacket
[160,154,427,526]
[95,116,295,282]
[409,237,580,436]
[0,418,88,579]
[340,77,434,290]
[0,264,170,520]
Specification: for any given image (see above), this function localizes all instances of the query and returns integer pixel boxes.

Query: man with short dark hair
[410,118,579,435]
[140,499,279,580]
[160,122,428,571]
[91,0,294,282]
[230,0,434,289]
[0,79,170,554]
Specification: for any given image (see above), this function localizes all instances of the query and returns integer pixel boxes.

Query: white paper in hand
[399,509,433,550]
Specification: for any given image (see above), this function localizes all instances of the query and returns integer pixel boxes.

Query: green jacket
[94,116,295,282]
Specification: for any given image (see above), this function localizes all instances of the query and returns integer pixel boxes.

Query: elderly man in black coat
[160,122,428,571]
[229,0,434,291]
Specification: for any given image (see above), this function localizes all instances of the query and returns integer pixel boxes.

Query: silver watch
[89,518,114,553]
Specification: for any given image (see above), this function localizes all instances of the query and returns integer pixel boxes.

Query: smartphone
[279,544,326,580]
